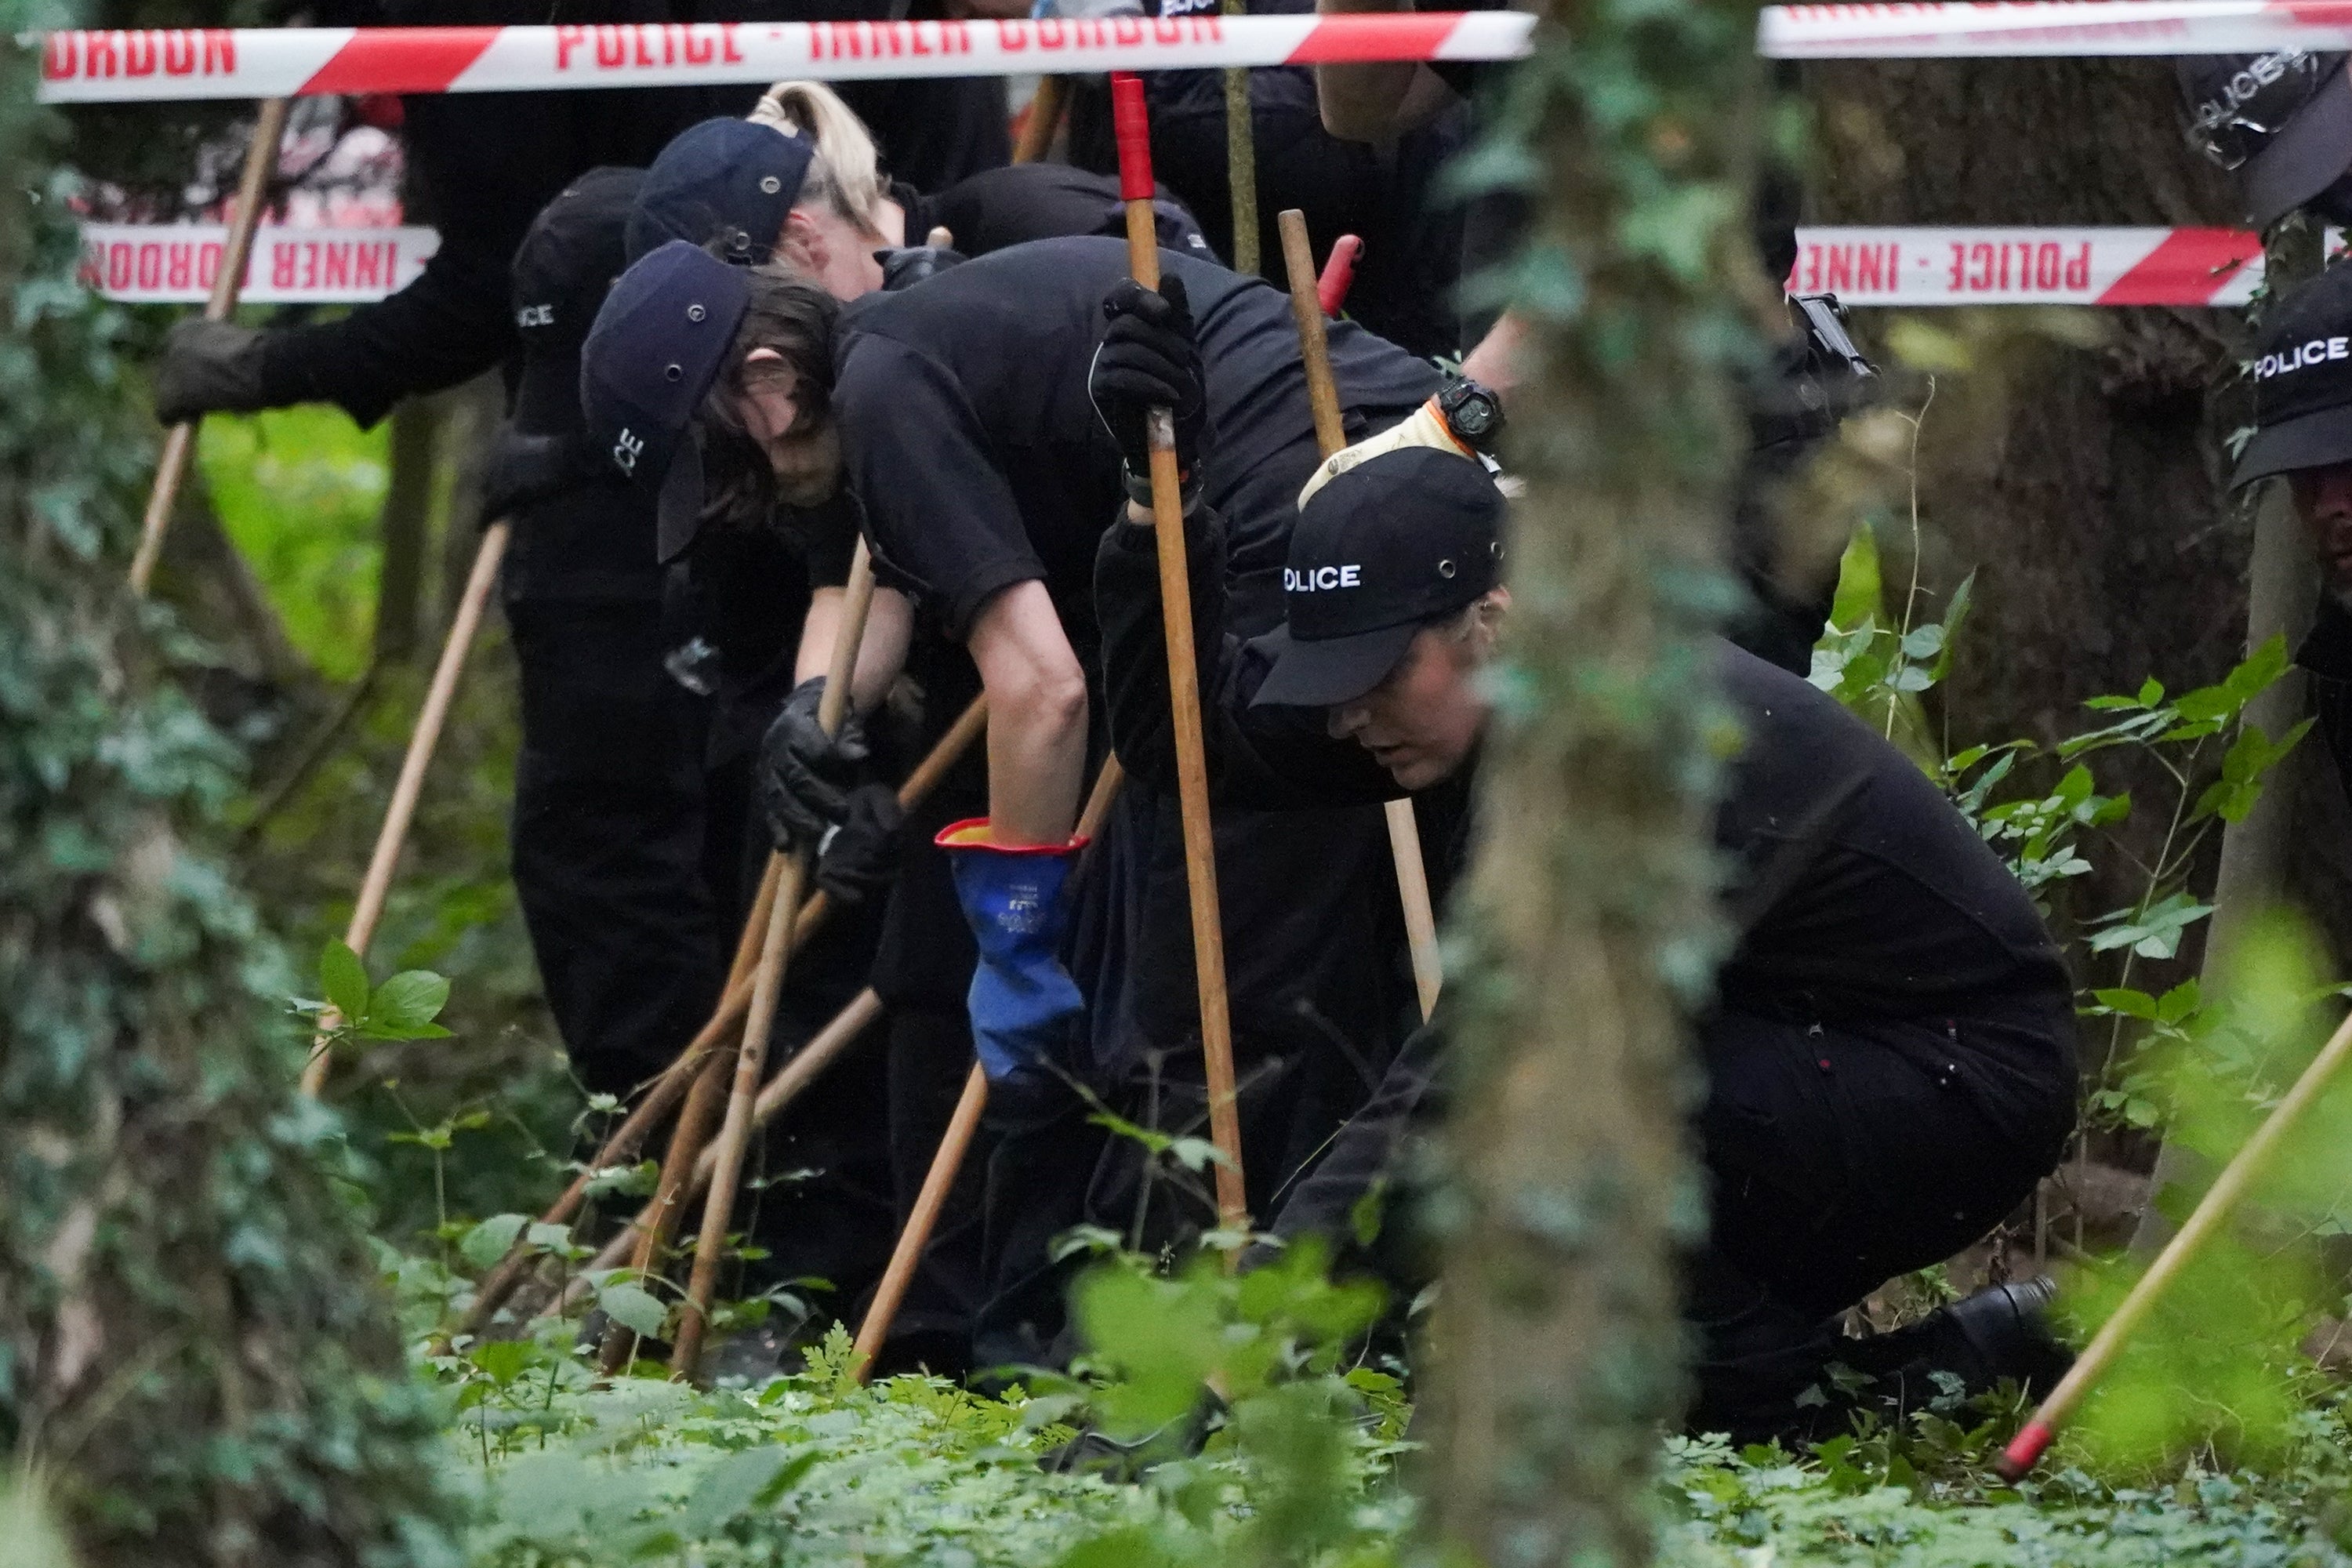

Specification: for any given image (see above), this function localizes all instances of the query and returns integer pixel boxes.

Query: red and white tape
[40,3,2352,102]
[78,223,438,303]
[34,13,1533,103]
[1761,2,2352,59]
[74,220,2279,308]
[1788,227,2267,307]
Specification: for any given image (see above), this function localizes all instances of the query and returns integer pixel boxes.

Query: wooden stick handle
[1112,74,1247,1232]
[1997,1004,2352,1479]
[300,520,510,1098]
[847,755,1127,1374]
[852,1063,988,1380]
[1013,75,1069,165]
[464,697,985,1338]
[131,96,289,597]
[551,988,884,1319]
[1276,208,1443,1023]
[673,543,878,1377]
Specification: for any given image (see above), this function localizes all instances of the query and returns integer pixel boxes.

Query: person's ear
[778,209,826,275]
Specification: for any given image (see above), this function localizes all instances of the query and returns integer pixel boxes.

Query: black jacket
[1094,505,2079,1138]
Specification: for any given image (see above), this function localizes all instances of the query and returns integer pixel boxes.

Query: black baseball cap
[2234,263,2352,488]
[2179,53,2352,227]
[579,240,750,561]
[626,118,815,266]
[1248,447,1505,710]
[510,166,642,437]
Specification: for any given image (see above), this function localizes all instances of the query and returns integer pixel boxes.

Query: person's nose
[1327,702,1369,740]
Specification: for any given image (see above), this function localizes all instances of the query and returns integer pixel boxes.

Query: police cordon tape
[34,3,2352,103]
[79,222,438,303]
[31,13,1533,102]
[72,220,2284,308]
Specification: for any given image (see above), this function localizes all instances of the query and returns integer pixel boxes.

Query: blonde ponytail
[747,81,887,240]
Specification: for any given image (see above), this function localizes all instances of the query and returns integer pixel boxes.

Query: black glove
[814,782,906,905]
[876,245,967,291]
[154,318,270,424]
[480,428,590,521]
[756,676,869,851]
[1090,275,1209,483]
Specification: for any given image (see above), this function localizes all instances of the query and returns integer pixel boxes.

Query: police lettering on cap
[1247,446,1506,710]
[2232,263,2352,488]
[2177,52,2352,227]
[579,241,752,561]
[627,118,816,266]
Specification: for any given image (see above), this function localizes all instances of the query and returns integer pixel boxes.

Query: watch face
[1455,396,1498,435]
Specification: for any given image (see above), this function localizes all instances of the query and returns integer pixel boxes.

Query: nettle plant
[1809,538,2310,1139]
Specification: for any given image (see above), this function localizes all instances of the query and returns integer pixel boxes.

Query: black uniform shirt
[899,166,1210,260]
[828,236,1440,647]
[1094,514,2080,1142]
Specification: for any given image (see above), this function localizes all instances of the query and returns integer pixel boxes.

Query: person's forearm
[969,579,1090,845]
[1313,0,1454,142]
[795,586,913,711]
[984,674,1087,844]
[1458,310,1526,399]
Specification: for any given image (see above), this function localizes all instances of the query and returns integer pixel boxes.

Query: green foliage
[197,403,389,680]
[0,20,458,1563]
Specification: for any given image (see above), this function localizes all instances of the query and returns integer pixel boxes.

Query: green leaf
[319,938,368,1023]
[459,1213,528,1272]
[469,1338,532,1387]
[2090,989,2158,1020]
[2140,676,2165,705]
[597,1281,669,1340]
[366,969,450,1033]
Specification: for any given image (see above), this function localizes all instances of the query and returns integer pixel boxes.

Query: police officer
[580,237,1483,1366]
[2220,263,2352,811]
[603,99,1217,1367]
[1087,354,2080,1436]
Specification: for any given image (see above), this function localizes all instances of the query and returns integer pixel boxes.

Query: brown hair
[695,261,843,535]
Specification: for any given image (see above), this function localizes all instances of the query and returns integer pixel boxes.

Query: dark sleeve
[255,245,515,426]
[2299,597,2352,804]
[1094,512,1400,808]
[251,93,541,426]
[834,334,1044,639]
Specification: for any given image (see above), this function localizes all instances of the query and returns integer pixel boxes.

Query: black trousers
[507,595,728,1100]
[1261,1001,2074,1439]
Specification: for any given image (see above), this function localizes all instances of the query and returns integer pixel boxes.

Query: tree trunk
[1417,2,1758,1560]
[371,397,441,667]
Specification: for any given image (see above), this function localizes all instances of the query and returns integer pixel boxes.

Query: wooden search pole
[671,542,879,1377]
[847,755,1127,1378]
[131,97,291,597]
[1997,1004,2352,1479]
[300,521,510,1097]
[1013,76,1069,165]
[1276,209,1443,1022]
[1110,72,1248,1232]
[465,696,987,1339]
[549,987,887,1320]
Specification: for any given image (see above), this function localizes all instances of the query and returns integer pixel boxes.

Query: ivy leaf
[319,938,368,1024]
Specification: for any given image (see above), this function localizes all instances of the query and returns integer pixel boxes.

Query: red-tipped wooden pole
[1995,1006,2352,1479]
[1316,233,1363,318]
[1110,72,1247,1234]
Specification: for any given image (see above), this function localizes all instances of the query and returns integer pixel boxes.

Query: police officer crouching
[1089,378,2082,1436]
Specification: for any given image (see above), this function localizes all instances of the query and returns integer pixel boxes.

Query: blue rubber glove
[936,818,1089,1084]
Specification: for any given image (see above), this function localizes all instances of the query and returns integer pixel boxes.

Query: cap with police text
[1248,446,1504,710]
[627,118,815,266]
[2179,53,2352,227]
[2234,263,2352,488]
[580,241,750,561]
[511,166,642,437]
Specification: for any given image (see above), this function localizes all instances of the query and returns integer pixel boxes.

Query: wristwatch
[1436,376,1506,455]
